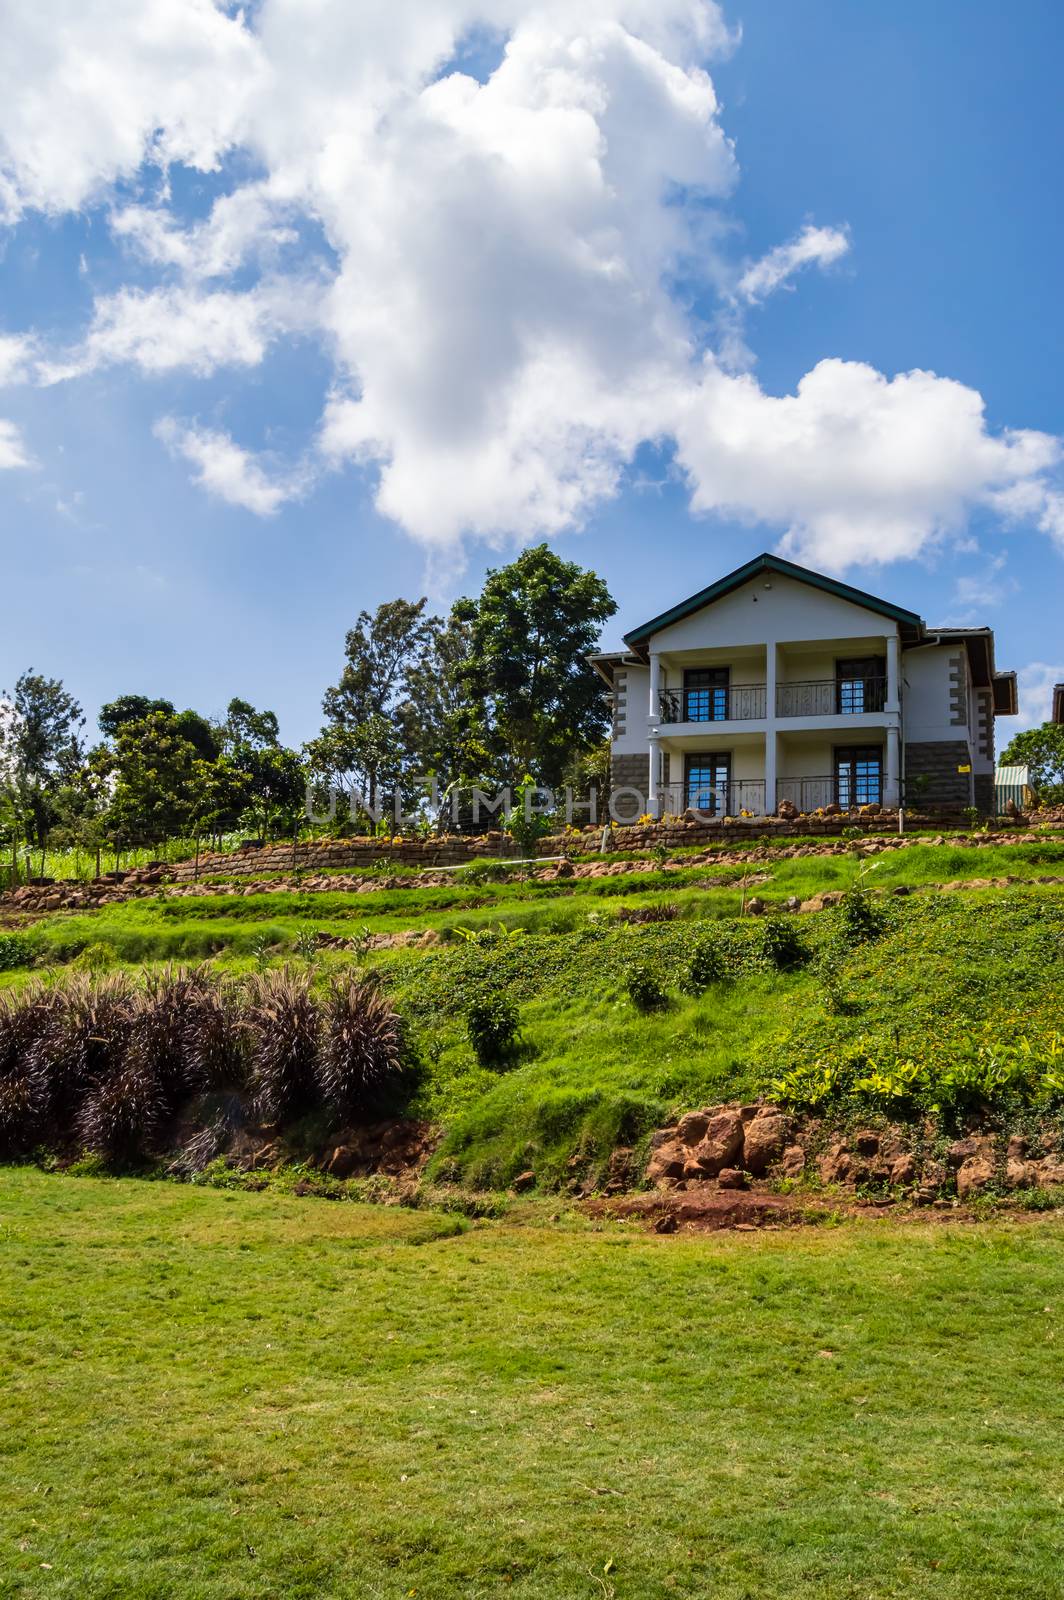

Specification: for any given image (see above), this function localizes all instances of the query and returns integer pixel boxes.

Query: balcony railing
[776,678,888,718]
[659,684,767,724]
[656,780,768,817]
[776,774,884,810]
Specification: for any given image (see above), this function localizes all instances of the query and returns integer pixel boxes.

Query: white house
[591,553,1016,819]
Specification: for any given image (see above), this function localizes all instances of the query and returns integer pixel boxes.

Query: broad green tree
[0,669,85,868]
[316,599,443,815]
[221,698,305,838]
[96,710,203,847]
[453,544,616,787]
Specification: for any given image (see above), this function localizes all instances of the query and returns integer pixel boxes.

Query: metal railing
[655,780,768,817]
[659,684,767,723]
[776,678,888,717]
[776,775,883,811]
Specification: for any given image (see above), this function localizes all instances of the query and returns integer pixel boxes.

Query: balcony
[776,677,887,718]
[777,773,884,810]
[659,684,767,724]
[657,779,767,816]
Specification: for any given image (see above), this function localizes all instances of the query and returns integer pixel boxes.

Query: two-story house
[592,553,1017,818]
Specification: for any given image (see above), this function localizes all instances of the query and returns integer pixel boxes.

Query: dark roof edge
[993,671,1018,717]
[623,552,924,647]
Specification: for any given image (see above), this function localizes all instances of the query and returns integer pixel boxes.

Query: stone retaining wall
[169,807,987,881]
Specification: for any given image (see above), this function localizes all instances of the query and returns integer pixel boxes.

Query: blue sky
[1,0,1061,746]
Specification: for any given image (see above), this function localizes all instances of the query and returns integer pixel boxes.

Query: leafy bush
[682,934,726,994]
[245,969,321,1123]
[767,1029,1064,1118]
[759,918,808,971]
[317,974,405,1118]
[459,860,514,885]
[834,879,887,944]
[0,933,37,972]
[625,962,668,1013]
[71,941,120,973]
[466,988,520,1067]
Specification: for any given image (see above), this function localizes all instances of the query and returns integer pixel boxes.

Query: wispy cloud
[0,418,30,469]
[737,223,851,304]
[154,417,305,517]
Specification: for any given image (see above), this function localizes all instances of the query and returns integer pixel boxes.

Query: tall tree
[99,695,176,738]
[323,599,439,731]
[398,609,490,795]
[315,599,442,814]
[0,670,85,862]
[454,544,617,787]
[94,710,205,847]
[221,698,304,838]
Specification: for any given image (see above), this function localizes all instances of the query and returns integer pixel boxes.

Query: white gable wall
[651,573,900,654]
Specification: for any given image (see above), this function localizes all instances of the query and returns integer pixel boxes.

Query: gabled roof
[623,552,924,650]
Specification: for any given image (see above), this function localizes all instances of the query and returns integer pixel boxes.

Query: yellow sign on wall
[957,764,971,773]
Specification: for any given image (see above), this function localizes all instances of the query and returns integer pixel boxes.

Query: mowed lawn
[2,1173,1063,1599]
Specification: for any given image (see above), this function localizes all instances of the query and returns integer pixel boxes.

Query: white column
[884,633,901,809]
[884,722,900,809]
[764,642,779,815]
[648,652,661,817]
[885,634,900,713]
[764,730,778,819]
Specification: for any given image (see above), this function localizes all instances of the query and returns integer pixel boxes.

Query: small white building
[591,553,1016,818]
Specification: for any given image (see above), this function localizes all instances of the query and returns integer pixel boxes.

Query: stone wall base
[973,773,995,814]
[609,753,650,822]
[905,740,973,808]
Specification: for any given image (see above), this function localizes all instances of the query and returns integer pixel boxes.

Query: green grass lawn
[2,1168,1063,1599]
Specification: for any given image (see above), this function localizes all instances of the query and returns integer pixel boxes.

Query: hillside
[1,827,1062,1215]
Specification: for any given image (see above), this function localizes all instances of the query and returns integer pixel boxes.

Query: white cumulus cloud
[0,0,265,222]
[671,358,1060,569]
[0,0,1061,568]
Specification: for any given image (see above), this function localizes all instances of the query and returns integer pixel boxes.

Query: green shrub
[466,989,520,1068]
[0,933,37,972]
[759,918,808,971]
[835,880,887,944]
[626,962,668,1013]
[459,860,513,885]
[682,934,726,994]
[70,941,120,973]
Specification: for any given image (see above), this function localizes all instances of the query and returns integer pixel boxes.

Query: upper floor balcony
[657,670,891,726]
